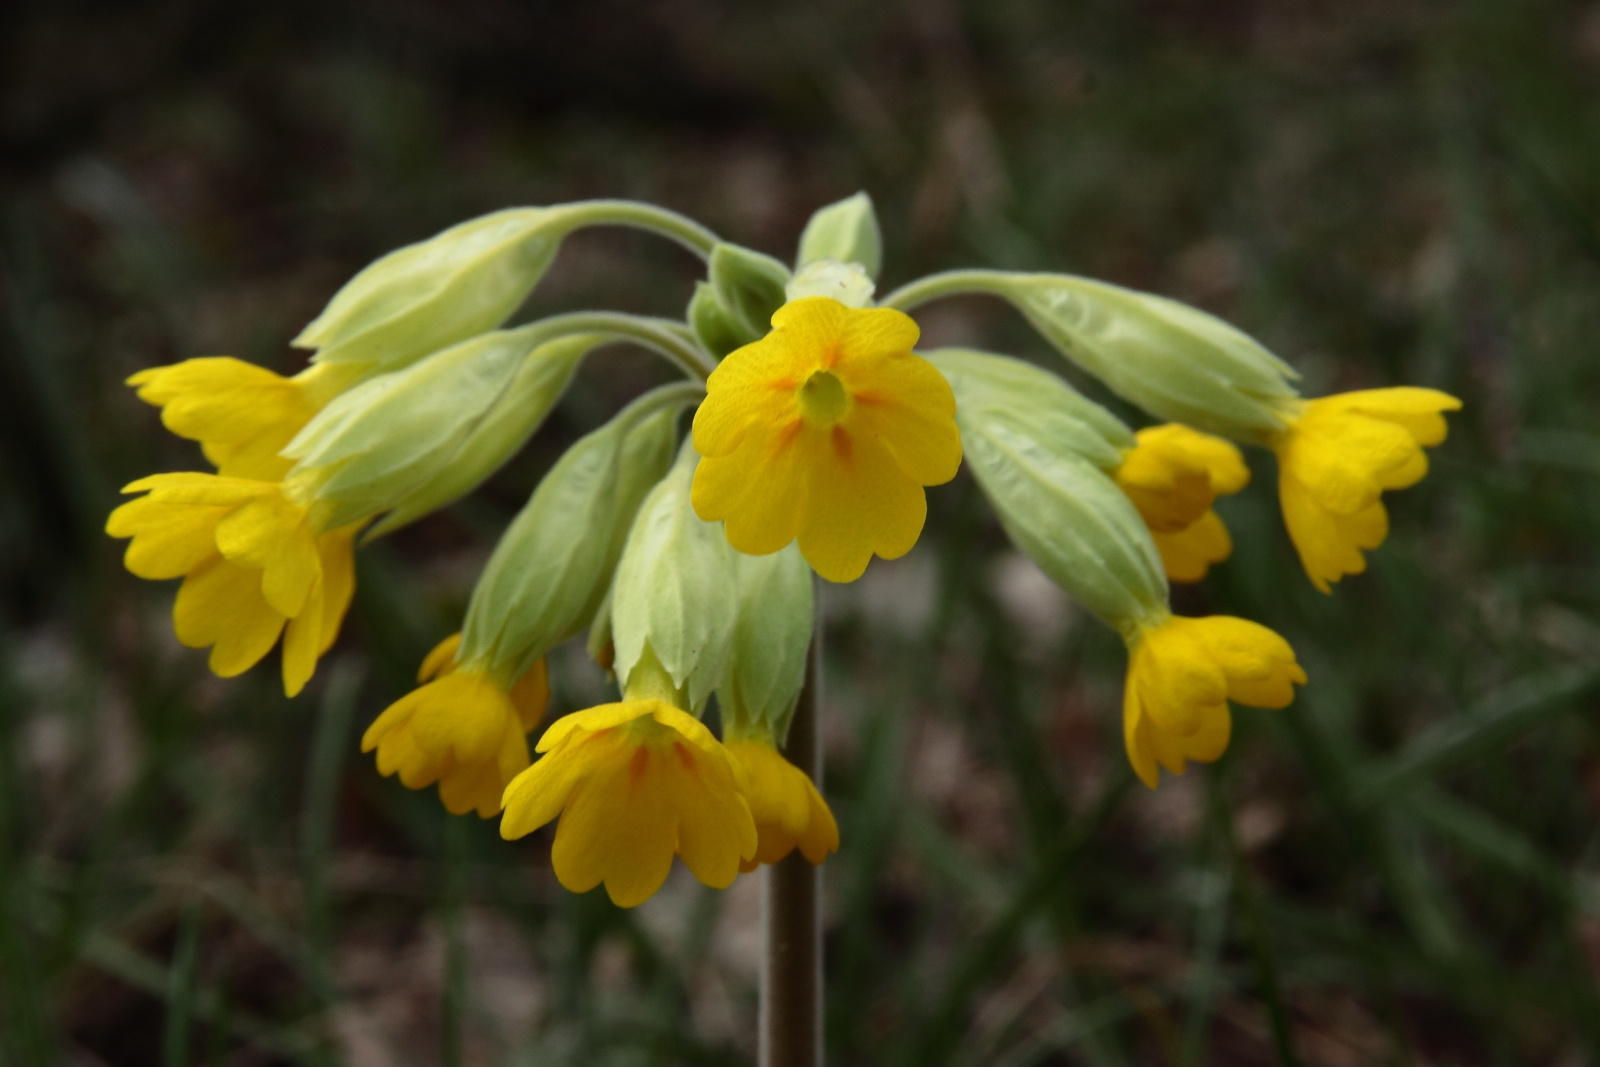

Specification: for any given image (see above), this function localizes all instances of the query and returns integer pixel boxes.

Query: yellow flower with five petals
[106,473,357,696]
[1113,424,1249,582]
[1270,388,1461,592]
[500,699,757,908]
[1123,614,1306,789]
[691,297,961,582]
[361,633,550,818]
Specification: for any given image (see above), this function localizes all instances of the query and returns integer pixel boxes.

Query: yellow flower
[361,634,550,818]
[724,739,838,871]
[1123,614,1305,789]
[128,358,361,481]
[1270,388,1461,592]
[105,472,356,695]
[500,699,757,907]
[691,296,961,583]
[1113,424,1250,582]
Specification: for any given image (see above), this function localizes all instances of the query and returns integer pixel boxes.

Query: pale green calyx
[785,259,875,309]
[295,200,718,375]
[610,440,739,713]
[717,545,813,744]
[285,321,590,530]
[941,349,1168,627]
[925,348,1134,470]
[362,332,602,538]
[886,270,1301,441]
[796,191,882,280]
[458,387,690,680]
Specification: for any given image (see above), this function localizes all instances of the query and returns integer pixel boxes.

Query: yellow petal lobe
[361,666,534,819]
[725,740,839,871]
[1114,424,1249,583]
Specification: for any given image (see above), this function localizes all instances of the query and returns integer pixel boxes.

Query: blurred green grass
[5,0,1600,1063]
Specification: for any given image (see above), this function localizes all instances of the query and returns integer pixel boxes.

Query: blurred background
[4,0,1600,1063]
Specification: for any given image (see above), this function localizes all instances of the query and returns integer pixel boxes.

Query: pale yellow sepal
[795,191,882,280]
[691,296,961,583]
[285,322,592,531]
[294,207,571,372]
[612,442,738,711]
[459,386,687,681]
[939,351,1167,626]
[1271,388,1461,592]
[1123,614,1306,789]
[500,699,758,908]
[717,545,813,743]
[724,739,837,871]
[957,272,1300,440]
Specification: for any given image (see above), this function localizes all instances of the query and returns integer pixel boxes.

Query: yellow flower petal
[795,426,927,583]
[503,699,756,907]
[363,666,531,819]
[1151,510,1232,583]
[1123,614,1304,788]
[128,357,359,481]
[691,296,960,582]
[1273,387,1459,592]
[726,740,839,870]
[1114,424,1248,582]
[172,556,287,677]
[213,494,322,617]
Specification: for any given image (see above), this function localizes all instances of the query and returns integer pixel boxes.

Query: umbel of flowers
[109,192,1459,906]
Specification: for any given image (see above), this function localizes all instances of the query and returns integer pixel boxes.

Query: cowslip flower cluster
[109,192,1457,909]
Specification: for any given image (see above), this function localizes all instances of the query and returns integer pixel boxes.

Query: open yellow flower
[1123,614,1305,789]
[724,738,838,872]
[361,634,549,818]
[1271,388,1461,592]
[105,472,356,695]
[128,358,361,481]
[691,296,961,583]
[1113,424,1250,582]
[500,699,757,908]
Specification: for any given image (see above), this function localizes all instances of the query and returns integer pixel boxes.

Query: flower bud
[926,347,1133,469]
[284,322,591,530]
[953,273,1300,441]
[687,281,752,360]
[934,348,1167,626]
[718,545,813,743]
[785,259,875,309]
[796,192,882,280]
[295,207,579,372]
[365,333,612,538]
[459,387,690,679]
[709,242,792,341]
[611,441,739,713]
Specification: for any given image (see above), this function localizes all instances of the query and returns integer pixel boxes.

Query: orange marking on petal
[772,418,803,455]
[820,343,840,369]
[831,427,853,461]
[627,745,650,793]
[672,741,699,775]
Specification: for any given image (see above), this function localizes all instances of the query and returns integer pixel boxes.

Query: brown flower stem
[760,632,822,1067]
